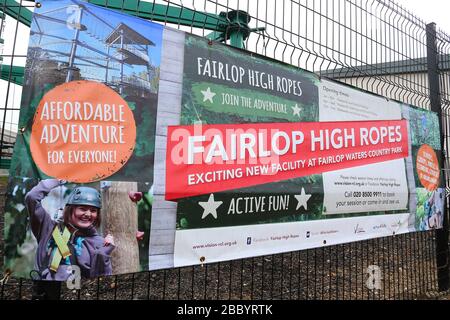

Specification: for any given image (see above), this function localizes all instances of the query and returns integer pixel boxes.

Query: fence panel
[0,0,449,300]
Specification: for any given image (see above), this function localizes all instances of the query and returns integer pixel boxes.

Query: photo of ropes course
[27,0,160,98]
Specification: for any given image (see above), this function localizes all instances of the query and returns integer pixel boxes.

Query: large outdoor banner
[3,0,445,279]
[170,35,444,267]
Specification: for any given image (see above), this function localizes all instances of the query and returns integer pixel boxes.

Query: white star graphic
[291,104,301,117]
[199,194,223,219]
[201,87,216,103]
[294,188,312,211]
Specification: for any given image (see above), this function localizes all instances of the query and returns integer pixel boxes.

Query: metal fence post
[426,22,450,292]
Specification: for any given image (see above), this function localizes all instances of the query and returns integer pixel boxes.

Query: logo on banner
[390,220,402,229]
[30,80,137,183]
[372,224,387,231]
[354,224,366,235]
[305,229,338,239]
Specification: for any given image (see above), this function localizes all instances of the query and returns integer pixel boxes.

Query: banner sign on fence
[3,0,445,278]
[172,35,444,267]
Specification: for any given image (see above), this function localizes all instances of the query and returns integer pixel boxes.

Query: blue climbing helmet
[66,186,102,209]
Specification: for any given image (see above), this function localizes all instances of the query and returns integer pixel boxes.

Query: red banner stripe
[165,120,409,200]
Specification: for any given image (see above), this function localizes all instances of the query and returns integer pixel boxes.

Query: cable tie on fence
[200,256,206,267]
[0,269,12,285]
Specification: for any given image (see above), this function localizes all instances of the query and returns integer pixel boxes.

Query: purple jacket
[25,179,114,281]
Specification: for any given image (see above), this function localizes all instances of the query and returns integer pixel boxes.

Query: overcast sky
[395,0,450,34]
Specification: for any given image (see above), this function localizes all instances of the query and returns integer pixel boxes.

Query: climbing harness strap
[49,226,72,272]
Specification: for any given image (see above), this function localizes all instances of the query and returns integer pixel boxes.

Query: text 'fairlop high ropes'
[165,120,409,200]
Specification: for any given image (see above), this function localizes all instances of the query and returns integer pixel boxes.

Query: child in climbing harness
[25,179,115,281]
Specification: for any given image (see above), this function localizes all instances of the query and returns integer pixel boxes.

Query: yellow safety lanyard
[49,226,72,272]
